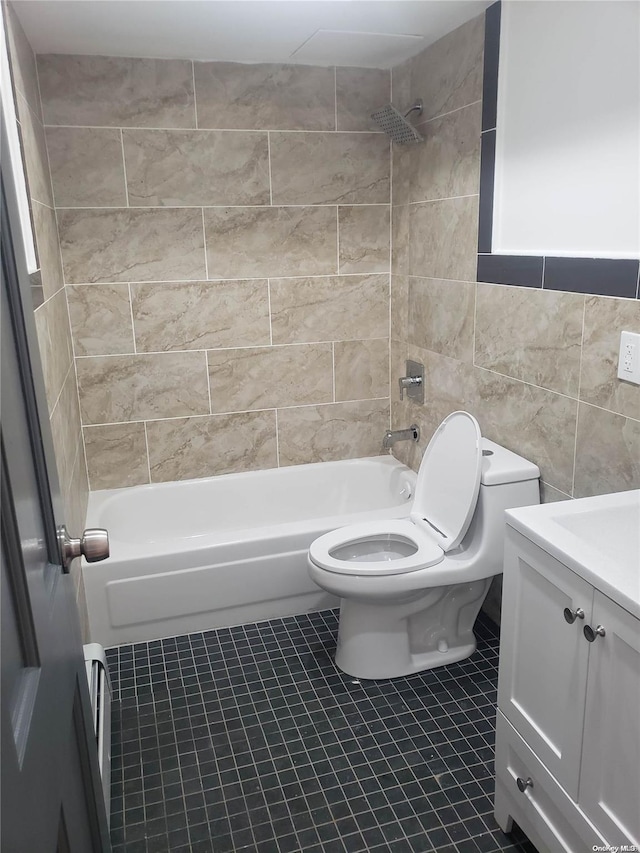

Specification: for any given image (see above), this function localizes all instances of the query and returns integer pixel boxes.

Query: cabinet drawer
[495,711,606,853]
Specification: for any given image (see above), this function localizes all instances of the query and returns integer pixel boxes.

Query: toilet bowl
[307,412,540,679]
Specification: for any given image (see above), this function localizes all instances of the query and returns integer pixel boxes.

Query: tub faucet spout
[383,424,420,449]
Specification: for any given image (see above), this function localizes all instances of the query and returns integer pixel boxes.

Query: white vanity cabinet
[495,493,640,853]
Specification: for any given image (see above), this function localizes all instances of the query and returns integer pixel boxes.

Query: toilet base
[334,578,491,680]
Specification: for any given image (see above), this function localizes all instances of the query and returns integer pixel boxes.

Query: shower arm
[404,100,423,119]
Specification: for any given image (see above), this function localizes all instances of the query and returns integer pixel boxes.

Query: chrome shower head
[370,100,423,144]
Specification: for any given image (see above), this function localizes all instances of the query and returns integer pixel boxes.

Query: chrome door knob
[563,606,585,624]
[58,525,109,572]
[516,776,533,793]
[583,624,606,642]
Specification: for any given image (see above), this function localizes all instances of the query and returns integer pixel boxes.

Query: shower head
[371,100,423,144]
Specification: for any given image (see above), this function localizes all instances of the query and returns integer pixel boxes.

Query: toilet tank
[455,439,540,576]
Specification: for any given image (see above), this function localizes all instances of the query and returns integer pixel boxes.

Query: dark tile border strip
[477,254,543,288]
[477,1,639,299]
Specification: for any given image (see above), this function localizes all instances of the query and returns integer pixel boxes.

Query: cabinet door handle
[583,624,606,642]
[563,606,585,624]
[516,777,533,793]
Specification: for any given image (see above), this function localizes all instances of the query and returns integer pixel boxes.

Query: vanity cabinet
[495,525,640,852]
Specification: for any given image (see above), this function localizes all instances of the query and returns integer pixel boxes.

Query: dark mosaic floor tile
[109,610,537,853]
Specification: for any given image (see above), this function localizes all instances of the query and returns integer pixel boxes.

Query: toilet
[307,412,540,679]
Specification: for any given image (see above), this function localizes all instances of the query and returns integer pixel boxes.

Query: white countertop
[506,489,640,619]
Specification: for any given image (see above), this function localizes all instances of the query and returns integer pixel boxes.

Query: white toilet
[307,412,540,679]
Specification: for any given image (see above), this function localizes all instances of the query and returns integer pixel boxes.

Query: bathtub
[82,456,416,647]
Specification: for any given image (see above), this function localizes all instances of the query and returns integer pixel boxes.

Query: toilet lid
[410,411,482,552]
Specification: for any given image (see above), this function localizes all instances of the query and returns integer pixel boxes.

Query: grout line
[267,279,273,345]
[42,123,384,135]
[201,208,209,279]
[415,100,482,128]
[331,342,336,402]
[388,119,394,434]
[143,421,152,484]
[404,193,479,206]
[205,350,212,414]
[120,128,130,207]
[191,61,198,129]
[53,202,392,211]
[127,283,137,353]
[80,398,392,429]
[472,280,478,368]
[335,206,340,273]
[48,360,74,417]
[266,132,273,206]
[72,336,390,358]
[570,297,587,497]
[274,408,280,468]
[67,271,392,286]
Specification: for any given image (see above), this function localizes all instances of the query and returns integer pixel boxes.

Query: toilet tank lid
[480,439,540,486]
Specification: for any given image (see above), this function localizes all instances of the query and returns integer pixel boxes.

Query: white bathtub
[82,457,416,647]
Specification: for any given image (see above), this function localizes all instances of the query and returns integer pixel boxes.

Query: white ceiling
[13,1,491,68]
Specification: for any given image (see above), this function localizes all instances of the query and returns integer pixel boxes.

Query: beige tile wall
[390,14,640,621]
[36,52,392,489]
[4,3,90,638]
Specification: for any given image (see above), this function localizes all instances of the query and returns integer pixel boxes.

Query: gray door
[1,116,111,852]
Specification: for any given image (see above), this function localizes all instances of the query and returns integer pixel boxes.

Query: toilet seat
[308,518,444,576]
[309,412,483,578]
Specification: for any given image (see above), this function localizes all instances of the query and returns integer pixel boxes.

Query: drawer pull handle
[563,607,585,624]
[516,777,533,793]
[584,624,606,642]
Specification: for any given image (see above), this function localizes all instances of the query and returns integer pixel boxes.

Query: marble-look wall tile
[58,208,206,283]
[539,482,571,503]
[147,411,277,482]
[131,279,270,351]
[391,275,409,343]
[392,14,484,123]
[84,423,149,490]
[408,277,474,362]
[391,204,410,276]
[580,296,640,420]
[67,284,134,356]
[50,370,82,497]
[334,339,389,401]
[64,442,89,541]
[277,399,390,466]
[46,127,127,207]
[15,92,53,207]
[338,206,390,274]
[38,55,195,128]
[336,67,391,132]
[574,404,640,498]
[204,206,337,279]
[474,368,578,495]
[4,2,42,119]
[475,284,584,396]
[208,343,333,412]
[193,62,335,131]
[123,129,270,206]
[76,352,209,424]
[270,132,390,205]
[270,275,389,344]
[32,201,64,300]
[34,288,73,414]
[393,101,481,206]
[409,196,478,282]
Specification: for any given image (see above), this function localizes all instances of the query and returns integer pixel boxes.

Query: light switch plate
[617,330,640,385]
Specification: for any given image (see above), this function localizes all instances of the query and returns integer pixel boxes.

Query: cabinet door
[498,528,593,799]
[579,591,640,846]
